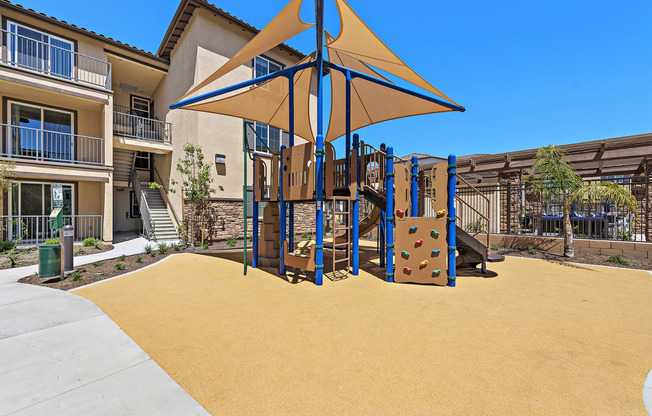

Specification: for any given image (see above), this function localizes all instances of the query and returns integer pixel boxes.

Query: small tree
[0,161,15,195]
[528,144,636,257]
[170,144,219,245]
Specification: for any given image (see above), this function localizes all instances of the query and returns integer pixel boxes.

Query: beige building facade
[0,0,313,244]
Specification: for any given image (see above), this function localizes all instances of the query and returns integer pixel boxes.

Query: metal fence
[0,123,104,165]
[457,175,650,242]
[0,28,111,89]
[113,105,172,144]
[0,215,103,244]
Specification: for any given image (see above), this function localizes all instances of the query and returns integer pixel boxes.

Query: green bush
[194,240,202,247]
[226,236,236,247]
[3,249,21,268]
[135,256,143,263]
[118,254,126,261]
[70,270,83,282]
[0,240,16,252]
[301,232,311,239]
[91,261,102,267]
[157,242,168,254]
[144,244,155,256]
[465,218,486,233]
[83,237,101,248]
[490,245,503,252]
[115,262,126,271]
[74,247,86,255]
[527,248,539,255]
[44,238,59,245]
[203,242,210,250]
[607,254,629,265]
[171,243,181,252]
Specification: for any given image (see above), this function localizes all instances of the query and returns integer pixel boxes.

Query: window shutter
[245,121,255,152]
[281,131,290,149]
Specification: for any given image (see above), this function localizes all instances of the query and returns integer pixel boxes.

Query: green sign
[52,184,64,208]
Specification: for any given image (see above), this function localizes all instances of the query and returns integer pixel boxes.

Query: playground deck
[74,253,652,415]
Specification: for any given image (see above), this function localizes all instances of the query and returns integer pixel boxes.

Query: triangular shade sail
[327,0,459,106]
[178,0,314,101]
[181,54,315,142]
[325,33,453,142]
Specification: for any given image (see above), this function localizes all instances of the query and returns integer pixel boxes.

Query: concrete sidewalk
[0,239,209,415]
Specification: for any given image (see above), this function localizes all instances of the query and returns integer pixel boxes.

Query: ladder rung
[334,258,349,263]
[333,242,349,247]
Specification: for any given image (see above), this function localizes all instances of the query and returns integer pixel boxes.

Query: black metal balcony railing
[0,28,111,89]
[113,105,172,144]
[0,123,104,165]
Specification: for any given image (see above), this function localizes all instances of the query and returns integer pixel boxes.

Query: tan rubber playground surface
[74,252,652,415]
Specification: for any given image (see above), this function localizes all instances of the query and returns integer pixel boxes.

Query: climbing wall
[394,217,448,285]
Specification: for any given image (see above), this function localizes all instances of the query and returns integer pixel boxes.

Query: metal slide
[333,205,382,245]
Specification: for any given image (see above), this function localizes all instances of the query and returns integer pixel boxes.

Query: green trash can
[39,244,61,279]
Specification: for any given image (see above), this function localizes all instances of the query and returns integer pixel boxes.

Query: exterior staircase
[141,186,178,241]
[114,149,135,183]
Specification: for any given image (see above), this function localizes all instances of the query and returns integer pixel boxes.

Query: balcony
[0,28,111,90]
[0,215,102,244]
[0,123,104,166]
[113,105,172,144]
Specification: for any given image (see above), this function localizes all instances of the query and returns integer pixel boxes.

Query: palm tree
[528,144,636,257]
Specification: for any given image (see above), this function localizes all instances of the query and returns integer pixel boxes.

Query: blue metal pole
[379,142,386,269]
[279,145,287,276]
[345,71,352,186]
[352,133,359,275]
[411,155,418,217]
[169,62,313,109]
[252,153,259,268]
[314,0,325,286]
[288,70,295,252]
[386,146,394,282]
[447,154,457,287]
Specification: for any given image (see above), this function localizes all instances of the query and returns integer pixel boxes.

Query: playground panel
[282,142,315,201]
[395,217,448,285]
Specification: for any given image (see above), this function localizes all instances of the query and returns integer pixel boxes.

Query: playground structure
[170,0,504,285]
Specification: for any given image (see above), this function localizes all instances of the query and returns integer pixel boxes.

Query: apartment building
[0,0,312,244]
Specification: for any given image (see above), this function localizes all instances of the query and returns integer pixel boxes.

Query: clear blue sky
[16,0,652,157]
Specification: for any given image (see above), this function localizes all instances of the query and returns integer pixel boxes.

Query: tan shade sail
[325,33,453,142]
[178,0,314,101]
[327,0,459,106]
[182,54,315,142]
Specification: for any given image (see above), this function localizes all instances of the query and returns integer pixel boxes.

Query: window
[130,191,141,218]
[253,56,284,154]
[6,21,74,79]
[131,96,151,119]
[134,151,150,170]
[8,101,74,162]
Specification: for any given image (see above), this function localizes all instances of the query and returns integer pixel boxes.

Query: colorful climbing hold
[401,250,410,257]
[437,209,446,217]
[404,267,412,274]
[432,269,441,276]
[409,226,418,232]
[396,209,405,217]
[430,230,440,237]
[420,260,428,268]
[415,239,423,246]
[431,250,440,255]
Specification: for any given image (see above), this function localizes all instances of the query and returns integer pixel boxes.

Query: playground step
[362,185,386,211]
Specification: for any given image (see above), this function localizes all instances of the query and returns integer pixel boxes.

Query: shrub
[157,242,168,254]
[607,254,629,265]
[194,240,202,247]
[44,238,59,245]
[203,242,210,250]
[171,243,181,252]
[74,247,86,255]
[490,245,503,252]
[226,236,236,247]
[70,270,83,282]
[115,262,126,271]
[118,254,126,261]
[527,248,539,255]
[3,249,21,268]
[144,244,154,256]
[465,218,486,233]
[0,240,16,252]
[301,232,311,239]
[91,261,102,267]
[135,256,143,263]
[83,237,101,249]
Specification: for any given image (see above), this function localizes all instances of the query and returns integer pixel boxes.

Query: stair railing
[455,175,491,251]
[153,167,181,229]
[131,168,154,240]
[359,141,386,193]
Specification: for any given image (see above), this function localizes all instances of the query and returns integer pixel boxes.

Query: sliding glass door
[9,182,74,242]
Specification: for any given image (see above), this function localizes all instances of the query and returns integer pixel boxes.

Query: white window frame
[7,100,75,160]
[131,96,151,119]
[6,20,75,79]
[8,181,75,217]
[134,151,150,170]
[252,56,285,155]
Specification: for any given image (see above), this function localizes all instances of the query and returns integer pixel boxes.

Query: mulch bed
[1,243,114,270]
[496,247,652,271]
